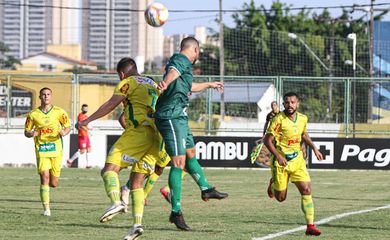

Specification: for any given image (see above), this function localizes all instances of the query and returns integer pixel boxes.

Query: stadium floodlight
[287,32,330,72]
[344,60,368,74]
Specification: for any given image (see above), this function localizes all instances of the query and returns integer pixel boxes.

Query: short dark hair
[283,92,299,100]
[117,57,137,73]
[39,87,52,95]
[82,104,88,108]
[180,37,199,50]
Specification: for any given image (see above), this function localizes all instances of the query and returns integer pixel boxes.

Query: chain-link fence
[1,73,390,137]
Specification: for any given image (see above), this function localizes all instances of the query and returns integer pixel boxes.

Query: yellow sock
[40,185,50,210]
[301,195,314,224]
[131,188,144,225]
[143,172,159,199]
[102,171,120,204]
[163,171,187,192]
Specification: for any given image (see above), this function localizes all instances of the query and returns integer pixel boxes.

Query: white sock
[69,151,80,161]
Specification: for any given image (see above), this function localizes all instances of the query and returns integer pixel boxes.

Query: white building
[0,0,78,59]
[82,0,164,71]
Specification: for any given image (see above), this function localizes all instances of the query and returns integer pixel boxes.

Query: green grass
[1,168,390,240]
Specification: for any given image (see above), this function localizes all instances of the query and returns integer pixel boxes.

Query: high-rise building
[82,0,164,71]
[0,0,77,59]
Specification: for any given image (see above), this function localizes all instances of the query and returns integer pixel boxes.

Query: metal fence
[1,73,390,137]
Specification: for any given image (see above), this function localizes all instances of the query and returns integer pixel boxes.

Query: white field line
[252,204,390,240]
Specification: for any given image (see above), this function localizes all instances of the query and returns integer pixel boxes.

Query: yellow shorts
[107,126,160,175]
[36,155,62,177]
[270,152,310,191]
[156,141,171,168]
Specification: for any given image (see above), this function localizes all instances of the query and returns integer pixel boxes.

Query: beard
[284,108,296,116]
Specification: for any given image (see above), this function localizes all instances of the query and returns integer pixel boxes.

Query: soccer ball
[144,2,169,27]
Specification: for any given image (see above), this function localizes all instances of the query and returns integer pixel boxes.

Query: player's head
[81,104,88,113]
[180,37,200,64]
[270,101,279,113]
[39,87,52,106]
[283,92,300,116]
[117,57,138,80]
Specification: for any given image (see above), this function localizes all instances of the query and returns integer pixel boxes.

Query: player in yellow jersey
[77,58,160,240]
[264,92,324,236]
[24,87,71,217]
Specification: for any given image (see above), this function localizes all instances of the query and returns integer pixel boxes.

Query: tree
[0,42,21,69]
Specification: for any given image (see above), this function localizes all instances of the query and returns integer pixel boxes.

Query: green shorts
[155,117,195,156]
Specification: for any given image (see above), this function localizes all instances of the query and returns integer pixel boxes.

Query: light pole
[347,33,357,137]
[288,32,332,120]
[219,0,225,122]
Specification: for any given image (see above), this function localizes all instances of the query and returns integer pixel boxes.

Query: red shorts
[78,136,91,150]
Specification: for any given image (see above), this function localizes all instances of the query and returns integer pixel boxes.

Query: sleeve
[266,115,281,137]
[59,109,71,128]
[167,56,189,76]
[302,115,308,135]
[114,78,135,97]
[24,113,34,131]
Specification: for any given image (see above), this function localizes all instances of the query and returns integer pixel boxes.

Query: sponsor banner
[0,84,33,117]
[310,138,390,169]
[106,135,261,168]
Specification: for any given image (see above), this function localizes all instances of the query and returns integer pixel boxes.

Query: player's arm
[77,95,125,128]
[263,120,269,136]
[24,114,38,138]
[158,68,180,91]
[264,133,288,166]
[302,132,324,161]
[59,126,71,137]
[191,81,224,93]
[118,112,126,129]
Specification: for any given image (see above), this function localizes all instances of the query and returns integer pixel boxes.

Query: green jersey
[155,53,193,119]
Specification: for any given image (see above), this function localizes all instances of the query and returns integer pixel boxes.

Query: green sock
[301,195,315,224]
[102,171,121,204]
[169,167,183,213]
[40,185,50,210]
[131,188,144,225]
[126,179,131,189]
[144,172,159,199]
[186,156,211,191]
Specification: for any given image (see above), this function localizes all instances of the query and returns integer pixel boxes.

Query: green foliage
[197,0,380,123]
[0,42,21,69]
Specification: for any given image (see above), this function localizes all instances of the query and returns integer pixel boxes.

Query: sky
[159,0,390,36]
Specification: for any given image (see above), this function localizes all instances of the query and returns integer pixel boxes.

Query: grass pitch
[1,168,390,240]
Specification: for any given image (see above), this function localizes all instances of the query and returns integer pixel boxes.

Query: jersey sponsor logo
[39,128,54,135]
[273,123,280,132]
[120,83,130,94]
[38,142,56,152]
[196,141,248,161]
[61,113,69,124]
[25,116,32,128]
[341,145,390,167]
[122,154,139,164]
[287,138,300,146]
[135,76,157,88]
[285,151,298,160]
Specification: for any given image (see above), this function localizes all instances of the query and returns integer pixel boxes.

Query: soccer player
[67,104,92,168]
[24,87,71,216]
[263,101,279,135]
[155,36,228,231]
[264,92,324,236]
[251,101,280,166]
[77,58,160,240]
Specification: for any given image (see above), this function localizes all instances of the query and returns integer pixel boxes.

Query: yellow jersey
[24,106,70,157]
[266,111,308,160]
[114,76,160,130]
